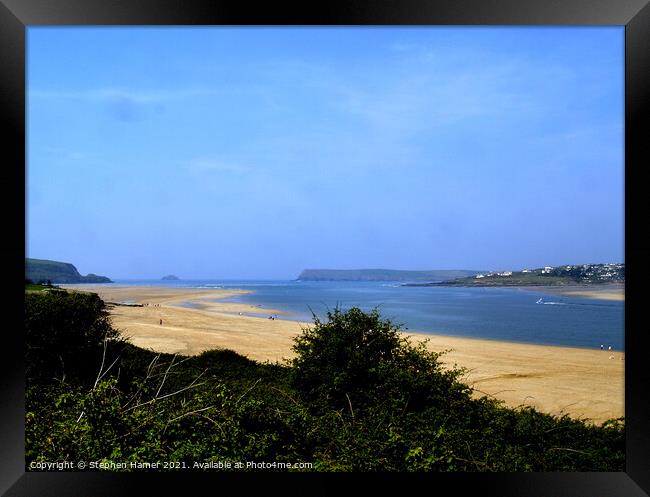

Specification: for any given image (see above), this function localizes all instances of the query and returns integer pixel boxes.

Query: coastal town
[473,263,625,283]
[410,263,625,287]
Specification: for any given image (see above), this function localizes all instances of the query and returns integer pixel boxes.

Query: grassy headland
[26,258,112,284]
[406,263,624,288]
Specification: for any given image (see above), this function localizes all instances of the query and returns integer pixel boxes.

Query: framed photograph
[3,0,649,495]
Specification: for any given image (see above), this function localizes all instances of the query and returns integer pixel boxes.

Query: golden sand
[531,285,625,302]
[555,290,624,301]
[61,284,624,424]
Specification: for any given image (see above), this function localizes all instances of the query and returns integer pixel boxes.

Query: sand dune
[62,284,624,425]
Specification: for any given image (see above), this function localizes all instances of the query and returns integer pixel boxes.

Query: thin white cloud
[387,41,426,53]
[28,87,225,103]
[185,158,252,175]
[254,52,550,143]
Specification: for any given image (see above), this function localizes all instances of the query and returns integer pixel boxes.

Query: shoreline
[404,282,624,302]
[60,284,624,424]
[61,285,625,423]
[65,283,622,352]
[521,284,624,302]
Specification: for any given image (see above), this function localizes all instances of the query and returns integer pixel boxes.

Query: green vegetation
[25,289,121,383]
[25,258,112,284]
[25,290,624,471]
[25,281,55,292]
[298,269,481,282]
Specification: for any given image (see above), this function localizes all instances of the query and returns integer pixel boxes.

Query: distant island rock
[25,258,112,284]
[161,275,180,281]
[297,269,482,282]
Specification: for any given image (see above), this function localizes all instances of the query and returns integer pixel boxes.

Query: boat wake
[536,298,566,305]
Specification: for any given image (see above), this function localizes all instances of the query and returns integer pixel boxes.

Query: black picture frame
[2,1,649,495]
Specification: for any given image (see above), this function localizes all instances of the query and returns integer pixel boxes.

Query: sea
[112,279,624,351]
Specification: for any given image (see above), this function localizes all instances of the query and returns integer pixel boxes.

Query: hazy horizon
[25,258,625,282]
[27,27,624,280]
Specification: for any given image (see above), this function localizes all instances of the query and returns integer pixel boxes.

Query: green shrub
[290,307,470,413]
[25,290,123,385]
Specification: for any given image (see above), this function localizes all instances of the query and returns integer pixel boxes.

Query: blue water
[112,279,624,350]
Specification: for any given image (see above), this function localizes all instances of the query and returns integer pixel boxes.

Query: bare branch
[155,354,177,398]
[97,355,121,383]
[167,405,217,424]
[547,447,592,455]
[92,338,109,389]
[269,386,304,409]
[345,393,355,424]
[124,368,208,412]
[200,415,227,437]
[465,441,482,471]
[56,355,66,384]
[235,378,261,405]
[147,354,161,374]
[121,354,162,409]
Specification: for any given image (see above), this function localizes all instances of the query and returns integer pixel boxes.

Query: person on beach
[600,344,604,350]
[160,319,163,326]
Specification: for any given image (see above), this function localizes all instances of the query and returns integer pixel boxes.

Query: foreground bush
[25,293,625,471]
[25,290,122,384]
[288,306,624,471]
[290,307,471,414]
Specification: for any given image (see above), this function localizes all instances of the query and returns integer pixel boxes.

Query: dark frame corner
[2,0,649,495]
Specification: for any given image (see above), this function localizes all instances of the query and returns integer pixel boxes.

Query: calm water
[113,280,624,350]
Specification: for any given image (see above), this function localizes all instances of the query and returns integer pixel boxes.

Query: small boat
[536,298,543,304]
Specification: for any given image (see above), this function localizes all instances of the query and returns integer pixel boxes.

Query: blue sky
[27,27,624,279]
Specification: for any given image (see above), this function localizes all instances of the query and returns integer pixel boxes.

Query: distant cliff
[297,269,481,282]
[25,258,112,284]
[161,275,180,281]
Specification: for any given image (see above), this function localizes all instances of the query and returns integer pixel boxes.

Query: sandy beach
[62,284,624,425]
[527,284,625,302]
